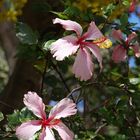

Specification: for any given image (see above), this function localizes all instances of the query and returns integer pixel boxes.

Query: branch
[40,60,48,96]
[125,118,138,140]
[51,61,70,93]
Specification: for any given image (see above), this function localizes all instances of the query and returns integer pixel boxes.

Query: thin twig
[95,123,107,134]
[125,118,138,140]
[122,84,140,121]
[0,100,14,110]
[51,61,70,93]
[66,82,101,103]
[110,103,138,140]
[67,82,99,98]
[125,50,130,77]
[90,98,110,113]
[51,61,76,102]
[66,86,81,98]
[40,60,48,95]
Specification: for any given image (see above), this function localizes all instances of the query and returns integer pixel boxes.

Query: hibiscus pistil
[41,117,61,128]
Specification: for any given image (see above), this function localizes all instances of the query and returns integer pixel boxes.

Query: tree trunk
[0,0,63,114]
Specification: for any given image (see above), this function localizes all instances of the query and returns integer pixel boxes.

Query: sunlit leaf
[16,22,38,45]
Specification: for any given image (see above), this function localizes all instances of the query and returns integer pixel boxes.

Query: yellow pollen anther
[93,37,112,49]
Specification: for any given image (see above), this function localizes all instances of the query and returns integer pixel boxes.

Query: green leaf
[0,112,4,121]
[122,0,130,6]
[16,43,40,59]
[63,6,81,17]
[45,75,60,87]
[19,107,34,122]
[112,134,128,140]
[120,14,128,26]
[7,110,20,127]
[51,11,68,19]
[104,125,119,136]
[16,22,38,45]
[42,40,55,51]
[103,3,115,16]
[111,71,122,80]
[51,87,65,100]
[7,108,34,129]
[116,96,128,110]
[34,60,46,73]
[129,78,140,85]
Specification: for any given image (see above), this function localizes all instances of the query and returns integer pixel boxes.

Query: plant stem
[125,118,138,140]
[51,61,70,93]
[40,59,48,96]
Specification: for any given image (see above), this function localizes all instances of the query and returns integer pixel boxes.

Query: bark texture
[0,0,63,114]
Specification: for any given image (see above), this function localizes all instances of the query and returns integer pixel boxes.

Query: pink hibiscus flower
[16,91,77,140]
[112,29,140,63]
[129,0,137,13]
[50,18,104,81]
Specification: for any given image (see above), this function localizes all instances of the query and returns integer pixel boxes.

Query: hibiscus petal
[53,18,83,36]
[127,32,137,44]
[53,122,74,140]
[87,44,103,69]
[24,92,46,119]
[83,22,103,40]
[130,45,140,57]
[16,120,41,140]
[39,127,55,140]
[72,48,93,81]
[112,29,123,41]
[49,98,77,119]
[51,35,79,61]
[129,0,136,12]
[112,45,127,63]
